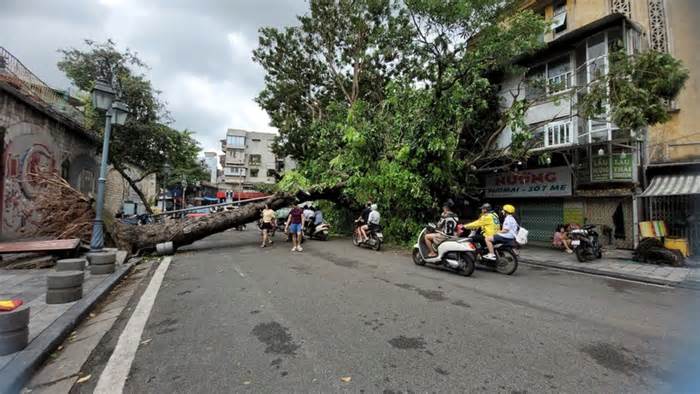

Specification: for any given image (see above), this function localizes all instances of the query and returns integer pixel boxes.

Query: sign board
[611,154,633,180]
[591,154,634,181]
[484,166,572,198]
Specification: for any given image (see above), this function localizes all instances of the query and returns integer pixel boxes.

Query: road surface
[79,229,699,393]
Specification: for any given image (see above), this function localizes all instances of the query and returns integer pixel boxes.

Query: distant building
[220,128,296,190]
[203,151,218,184]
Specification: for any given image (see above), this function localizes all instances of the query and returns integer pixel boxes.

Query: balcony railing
[0,46,85,124]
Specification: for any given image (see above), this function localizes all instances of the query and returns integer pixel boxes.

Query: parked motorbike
[462,229,518,275]
[412,224,476,277]
[118,213,153,225]
[570,224,603,262]
[234,224,247,231]
[305,222,330,241]
[352,220,383,251]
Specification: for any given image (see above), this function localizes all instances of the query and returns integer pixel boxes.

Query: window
[79,169,94,195]
[249,169,259,178]
[252,138,261,142]
[526,55,572,98]
[225,167,246,176]
[545,121,573,147]
[276,160,285,172]
[248,154,261,165]
[546,56,572,93]
[267,169,276,178]
[226,135,245,148]
[552,1,567,34]
[61,160,70,181]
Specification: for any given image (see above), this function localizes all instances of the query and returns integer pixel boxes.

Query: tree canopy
[255,0,688,243]
[58,39,209,211]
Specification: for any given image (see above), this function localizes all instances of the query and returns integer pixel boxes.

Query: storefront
[484,166,572,243]
[483,164,637,248]
[640,172,700,256]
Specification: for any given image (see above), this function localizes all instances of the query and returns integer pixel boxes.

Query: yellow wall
[647,0,700,163]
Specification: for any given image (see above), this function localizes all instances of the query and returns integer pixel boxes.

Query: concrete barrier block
[46,286,83,304]
[56,258,86,271]
[47,271,84,289]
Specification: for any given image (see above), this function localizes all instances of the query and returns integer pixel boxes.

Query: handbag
[516,227,529,245]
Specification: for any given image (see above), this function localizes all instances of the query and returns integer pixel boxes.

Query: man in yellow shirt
[464,203,501,260]
[260,203,276,248]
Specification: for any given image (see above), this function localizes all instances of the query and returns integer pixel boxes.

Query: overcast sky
[1,0,309,153]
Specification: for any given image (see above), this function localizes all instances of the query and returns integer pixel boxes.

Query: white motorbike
[412,224,476,276]
[305,222,330,241]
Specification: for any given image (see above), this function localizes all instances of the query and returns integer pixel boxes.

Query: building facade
[203,151,219,184]
[220,128,295,190]
[490,0,699,251]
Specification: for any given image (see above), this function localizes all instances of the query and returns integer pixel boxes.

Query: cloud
[0,0,309,153]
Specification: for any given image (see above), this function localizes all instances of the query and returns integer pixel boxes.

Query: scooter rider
[357,201,372,242]
[485,204,518,254]
[425,202,459,257]
[365,204,381,239]
[465,203,501,260]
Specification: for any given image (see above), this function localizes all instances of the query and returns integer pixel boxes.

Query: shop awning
[640,173,700,197]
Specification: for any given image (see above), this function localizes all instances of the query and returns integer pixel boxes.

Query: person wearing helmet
[465,203,501,260]
[486,204,519,257]
[360,203,381,241]
[425,201,459,257]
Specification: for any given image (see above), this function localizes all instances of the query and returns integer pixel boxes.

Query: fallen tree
[112,184,346,253]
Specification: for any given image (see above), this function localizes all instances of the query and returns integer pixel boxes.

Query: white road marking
[94,257,172,394]
[233,265,246,277]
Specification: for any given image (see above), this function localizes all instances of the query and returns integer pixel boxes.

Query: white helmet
[371,204,378,210]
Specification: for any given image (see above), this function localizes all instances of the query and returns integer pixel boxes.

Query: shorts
[432,234,447,244]
[289,223,302,234]
[261,222,273,230]
[493,234,515,244]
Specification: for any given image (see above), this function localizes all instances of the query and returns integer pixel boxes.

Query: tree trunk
[111,184,346,253]
[114,164,154,214]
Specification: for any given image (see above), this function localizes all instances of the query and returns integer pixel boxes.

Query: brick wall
[0,87,99,240]
[583,197,634,249]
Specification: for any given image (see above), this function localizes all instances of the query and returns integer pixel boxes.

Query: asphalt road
[118,229,698,393]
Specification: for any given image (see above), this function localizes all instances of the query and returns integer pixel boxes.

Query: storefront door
[519,200,564,243]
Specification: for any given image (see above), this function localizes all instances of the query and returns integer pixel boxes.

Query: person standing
[285,204,305,252]
[260,203,276,248]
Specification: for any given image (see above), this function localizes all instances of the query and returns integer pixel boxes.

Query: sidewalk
[519,246,700,288]
[0,250,133,393]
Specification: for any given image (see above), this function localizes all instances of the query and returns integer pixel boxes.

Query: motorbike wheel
[372,238,382,251]
[352,233,360,246]
[317,233,328,241]
[495,249,518,275]
[412,248,425,266]
[575,247,592,262]
[458,253,475,277]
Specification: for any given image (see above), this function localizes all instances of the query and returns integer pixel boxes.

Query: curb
[519,258,681,287]
[0,259,136,394]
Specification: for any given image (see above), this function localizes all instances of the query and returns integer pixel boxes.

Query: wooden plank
[0,239,80,254]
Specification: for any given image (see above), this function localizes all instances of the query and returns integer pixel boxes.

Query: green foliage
[579,50,689,131]
[256,1,685,243]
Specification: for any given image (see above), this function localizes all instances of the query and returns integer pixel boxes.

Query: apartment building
[487,0,699,252]
[220,128,295,190]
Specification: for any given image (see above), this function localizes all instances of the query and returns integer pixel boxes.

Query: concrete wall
[0,88,99,240]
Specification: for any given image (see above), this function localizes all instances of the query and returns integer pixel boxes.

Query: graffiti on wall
[3,137,56,235]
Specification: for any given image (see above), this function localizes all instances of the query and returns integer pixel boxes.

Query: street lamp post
[181,178,187,209]
[89,80,129,251]
[161,163,171,211]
